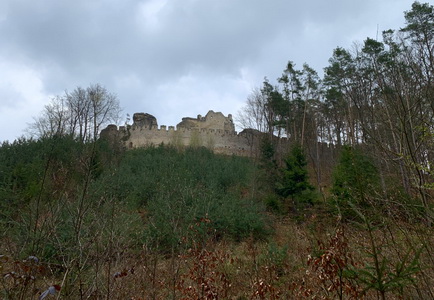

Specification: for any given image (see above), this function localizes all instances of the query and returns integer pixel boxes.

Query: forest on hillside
[237,1,434,221]
[1,2,434,299]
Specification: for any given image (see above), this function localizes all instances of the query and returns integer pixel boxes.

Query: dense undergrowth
[0,136,433,299]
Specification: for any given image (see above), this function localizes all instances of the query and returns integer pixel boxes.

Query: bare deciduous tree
[236,87,269,133]
[29,84,121,142]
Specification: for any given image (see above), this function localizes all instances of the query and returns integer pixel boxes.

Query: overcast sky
[0,0,419,142]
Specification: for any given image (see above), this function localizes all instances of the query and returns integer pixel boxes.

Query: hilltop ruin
[100,110,264,157]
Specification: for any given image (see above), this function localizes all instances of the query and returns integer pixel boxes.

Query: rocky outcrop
[132,113,158,129]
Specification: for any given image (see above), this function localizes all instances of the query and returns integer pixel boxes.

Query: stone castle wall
[101,110,263,157]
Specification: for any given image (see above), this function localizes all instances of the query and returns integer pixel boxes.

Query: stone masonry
[100,110,264,157]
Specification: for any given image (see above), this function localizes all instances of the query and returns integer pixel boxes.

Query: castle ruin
[101,110,264,157]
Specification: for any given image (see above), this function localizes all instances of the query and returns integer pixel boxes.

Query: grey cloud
[0,0,416,142]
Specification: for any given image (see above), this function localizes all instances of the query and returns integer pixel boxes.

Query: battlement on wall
[130,124,238,136]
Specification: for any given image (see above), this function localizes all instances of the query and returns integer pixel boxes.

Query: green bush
[264,193,283,214]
